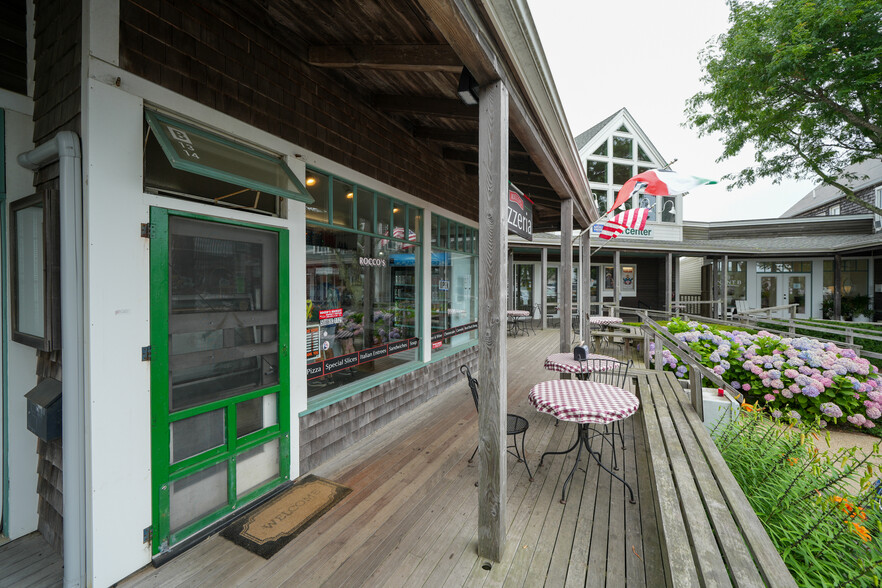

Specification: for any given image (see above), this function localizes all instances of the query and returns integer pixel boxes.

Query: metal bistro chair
[461,365,534,482]
[583,357,633,467]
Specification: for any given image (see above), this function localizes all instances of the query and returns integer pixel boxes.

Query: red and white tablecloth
[507,310,531,317]
[589,316,623,326]
[544,353,617,375]
[529,380,639,424]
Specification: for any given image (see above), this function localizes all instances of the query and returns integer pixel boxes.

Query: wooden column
[722,254,729,320]
[834,254,842,320]
[477,79,508,561]
[711,257,719,319]
[674,255,681,316]
[580,230,591,345]
[665,252,673,316]
[560,199,573,352]
[508,250,515,310]
[540,246,548,329]
[613,249,621,316]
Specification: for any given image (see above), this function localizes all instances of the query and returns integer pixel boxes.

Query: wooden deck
[121,328,663,587]
[0,532,63,588]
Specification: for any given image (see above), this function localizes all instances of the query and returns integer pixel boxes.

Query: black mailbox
[25,378,62,442]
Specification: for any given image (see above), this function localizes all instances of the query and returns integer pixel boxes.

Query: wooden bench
[636,371,797,588]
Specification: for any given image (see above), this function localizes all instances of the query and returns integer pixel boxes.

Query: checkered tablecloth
[589,316,624,326]
[528,380,639,424]
[507,310,531,317]
[544,353,617,374]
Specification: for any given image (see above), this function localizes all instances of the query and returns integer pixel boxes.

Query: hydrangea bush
[653,318,882,430]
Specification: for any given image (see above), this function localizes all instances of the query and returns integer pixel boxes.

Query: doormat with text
[220,474,351,559]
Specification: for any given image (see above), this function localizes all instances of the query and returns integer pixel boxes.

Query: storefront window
[727,260,746,303]
[823,259,869,297]
[431,215,478,356]
[305,171,422,398]
[757,261,812,273]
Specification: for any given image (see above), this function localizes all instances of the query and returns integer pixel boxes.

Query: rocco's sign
[507,186,533,241]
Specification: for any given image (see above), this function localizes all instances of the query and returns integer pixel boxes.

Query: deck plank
[117,329,671,588]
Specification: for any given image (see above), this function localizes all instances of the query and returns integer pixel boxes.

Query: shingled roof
[574,109,622,151]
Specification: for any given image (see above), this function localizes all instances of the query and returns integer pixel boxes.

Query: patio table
[589,315,623,327]
[529,379,638,504]
[507,309,531,337]
[544,352,617,380]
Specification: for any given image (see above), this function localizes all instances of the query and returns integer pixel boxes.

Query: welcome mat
[220,474,351,559]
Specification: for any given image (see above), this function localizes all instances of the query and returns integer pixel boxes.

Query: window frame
[10,190,61,351]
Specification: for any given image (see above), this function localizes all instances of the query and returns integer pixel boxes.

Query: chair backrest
[735,299,749,314]
[533,303,542,320]
[583,358,633,389]
[460,364,480,412]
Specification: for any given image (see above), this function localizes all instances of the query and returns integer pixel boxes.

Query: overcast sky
[526,0,818,222]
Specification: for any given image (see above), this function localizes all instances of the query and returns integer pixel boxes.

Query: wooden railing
[737,303,798,320]
[637,312,744,420]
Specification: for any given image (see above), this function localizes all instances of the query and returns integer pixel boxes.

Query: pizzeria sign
[508,185,533,241]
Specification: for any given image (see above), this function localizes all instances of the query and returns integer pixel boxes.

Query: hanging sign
[507,186,533,241]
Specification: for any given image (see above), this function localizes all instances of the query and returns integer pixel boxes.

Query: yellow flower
[741,402,754,412]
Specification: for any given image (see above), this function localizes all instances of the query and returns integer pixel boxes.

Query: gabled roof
[781,159,882,217]
[574,110,620,151]
[574,107,667,166]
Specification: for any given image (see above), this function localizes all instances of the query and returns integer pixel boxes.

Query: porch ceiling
[226,0,593,231]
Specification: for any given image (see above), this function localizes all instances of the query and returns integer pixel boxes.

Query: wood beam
[581,231,591,342]
[666,252,673,315]
[373,95,477,120]
[412,126,528,153]
[463,163,552,193]
[308,44,462,72]
[541,247,548,329]
[442,147,541,174]
[477,79,508,561]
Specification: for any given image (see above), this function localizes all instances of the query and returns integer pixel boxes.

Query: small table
[507,310,531,337]
[589,315,623,327]
[544,352,618,380]
[529,379,639,504]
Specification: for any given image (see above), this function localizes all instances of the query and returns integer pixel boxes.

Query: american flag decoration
[598,208,650,240]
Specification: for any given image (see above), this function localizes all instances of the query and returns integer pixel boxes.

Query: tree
[686,0,882,215]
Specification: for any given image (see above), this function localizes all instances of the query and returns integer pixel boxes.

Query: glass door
[514,264,534,311]
[546,266,558,321]
[150,209,289,554]
[759,274,810,318]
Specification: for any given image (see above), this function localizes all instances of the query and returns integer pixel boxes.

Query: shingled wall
[118,0,479,220]
[300,346,477,472]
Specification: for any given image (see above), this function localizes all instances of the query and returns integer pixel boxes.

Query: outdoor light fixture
[663,200,676,216]
[393,207,399,213]
[346,192,353,199]
[305,176,316,186]
[457,67,479,106]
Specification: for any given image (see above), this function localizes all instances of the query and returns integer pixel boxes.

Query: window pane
[392,203,405,241]
[592,140,607,156]
[306,227,419,397]
[638,194,657,221]
[637,144,653,162]
[613,136,632,159]
[304,171,329,223]
[376,195,391,238]
[438,218,449,250]
[586,160,607,183]
[356,189,374,233]
[593,189,607,212]
[236,439,279,499]
[169,462,228,533]
[613,163,633,185]
[168,217,279,412]
[332,179,354,228]
[430,216,438,247]
[661,196,676,222]
[170,409,225,463]
[237,393,278,438]
[638,165,654,175]
[430,251,478,354]
[407,207,421,243]
[15,205,45,337]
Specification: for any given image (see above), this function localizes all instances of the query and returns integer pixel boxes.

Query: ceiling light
[305,177,316,186]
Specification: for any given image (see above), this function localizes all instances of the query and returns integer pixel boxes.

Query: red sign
[432,340,443,349]
[509,190,524,210]
[319,308,343,320]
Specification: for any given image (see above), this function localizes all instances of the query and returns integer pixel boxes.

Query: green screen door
[150,209,290,554]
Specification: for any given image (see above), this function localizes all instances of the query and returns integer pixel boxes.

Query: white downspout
[17,131,86,588]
